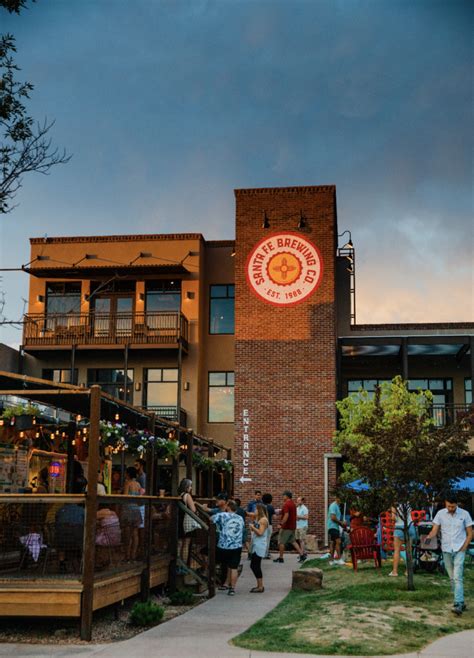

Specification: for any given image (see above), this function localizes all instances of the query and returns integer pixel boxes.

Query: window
[347,379,390,400]
[209,285,234,334]
[87,368,133,400]
[46,282,81,315]
[43,368,78,385]
[208,371,234,422]
[465,379,472,405]
[146,281,181,312]
[143,368,178,414]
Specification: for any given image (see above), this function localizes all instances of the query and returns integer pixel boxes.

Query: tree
[1,0,70,213]
[334,376,472,590]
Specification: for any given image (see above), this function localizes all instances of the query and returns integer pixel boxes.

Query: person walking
[425,494,472,615]
[248,503,269,593]
[296,496,309,562]
[327,495,346,565]
[262,492,275,558]
[211,499,245,596]
[273,490,306,563]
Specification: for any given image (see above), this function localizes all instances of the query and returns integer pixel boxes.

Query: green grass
[233,559,474,656]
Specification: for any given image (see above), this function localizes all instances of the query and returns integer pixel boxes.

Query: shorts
[328,528,341,542]
[278,528,296,545]
[217,547,242,570]
[295,527,307,541]
[394,526,417,541]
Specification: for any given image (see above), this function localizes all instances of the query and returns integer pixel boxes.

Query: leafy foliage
[1,5,69,213]
[129,600,164,627]
[1,402,39,419]
[167,589,195,605]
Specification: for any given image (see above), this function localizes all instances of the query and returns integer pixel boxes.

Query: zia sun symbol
[266,252,302,286]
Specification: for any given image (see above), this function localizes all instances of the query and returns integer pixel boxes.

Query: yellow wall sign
[246,232,323,306]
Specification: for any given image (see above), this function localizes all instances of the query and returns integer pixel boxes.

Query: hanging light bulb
[0,419,4,426]
[72,439,76,446]
[115,413,120,421]
[50,433,55,440]
[35,432,40,439]
[76,415,82,422]
[19,431,25,439]
[32,417,36,425]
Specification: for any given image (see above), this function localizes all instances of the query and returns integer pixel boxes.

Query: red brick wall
[234,186,338,540]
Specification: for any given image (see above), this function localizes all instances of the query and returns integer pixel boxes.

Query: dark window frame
[208,370,235,423]
[209,284,235,335]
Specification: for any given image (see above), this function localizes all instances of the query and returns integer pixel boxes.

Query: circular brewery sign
[246,231,323,306]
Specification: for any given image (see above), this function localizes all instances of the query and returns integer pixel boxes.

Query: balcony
[431,404,472,428]
[23,312,189,350]
[145,406,187,426]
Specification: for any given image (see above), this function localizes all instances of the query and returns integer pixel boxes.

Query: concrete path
[0,554,472,658]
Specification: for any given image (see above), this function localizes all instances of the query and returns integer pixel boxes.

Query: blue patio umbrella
[346,479,370,492]
[451,475,474,492]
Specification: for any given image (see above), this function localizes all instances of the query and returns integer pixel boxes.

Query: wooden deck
[0,555,171,618]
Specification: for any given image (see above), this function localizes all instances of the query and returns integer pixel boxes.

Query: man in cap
[273,490,306,563]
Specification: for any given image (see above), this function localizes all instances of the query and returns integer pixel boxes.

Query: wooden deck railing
[22,311,189,348]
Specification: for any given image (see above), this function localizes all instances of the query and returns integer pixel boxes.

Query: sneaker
[227,588,235,596]
[273,557,284,563]
[452,604,463,616]
[461,603,467,612]
[298,554,307,562]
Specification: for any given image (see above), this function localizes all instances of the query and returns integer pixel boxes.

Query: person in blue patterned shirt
[211,499,244,596]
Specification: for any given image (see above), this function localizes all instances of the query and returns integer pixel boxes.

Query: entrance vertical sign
[240,408,252,484]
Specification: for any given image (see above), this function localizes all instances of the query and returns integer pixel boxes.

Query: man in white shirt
[296,496,309,562]
[426,494,473,615]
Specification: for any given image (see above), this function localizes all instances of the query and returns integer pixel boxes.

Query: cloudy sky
[0,0,472,346]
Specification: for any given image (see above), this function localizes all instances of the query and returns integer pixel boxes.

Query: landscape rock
[292,567,323,591]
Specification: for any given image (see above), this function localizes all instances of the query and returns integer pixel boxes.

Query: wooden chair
[348,527,382,571]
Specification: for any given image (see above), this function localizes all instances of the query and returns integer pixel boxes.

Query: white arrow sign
[239,476,252,484]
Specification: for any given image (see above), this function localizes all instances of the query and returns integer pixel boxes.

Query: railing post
[186,431,193,481]
[168,500,178,594]
[141,498,152,602]
[207,441,214,498]
[80,385,100,641]
[208,521,216,598]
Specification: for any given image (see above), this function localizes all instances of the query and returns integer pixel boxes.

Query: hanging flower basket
[214,458,233,473]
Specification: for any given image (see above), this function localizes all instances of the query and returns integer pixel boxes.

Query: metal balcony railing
[145,406,187,426]
[430,404,472,428]
[22,312,189,349]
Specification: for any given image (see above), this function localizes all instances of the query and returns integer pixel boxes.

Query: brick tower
[234,186,338,538]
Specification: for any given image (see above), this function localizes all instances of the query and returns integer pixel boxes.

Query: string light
[76,415,82,422]
[72,439,76,446]
[115,413,120,421]
[32,417,36,425]
[35,432,40,439]
[50,433,55,440]
[0,419,4,426]
[19,431,25,439]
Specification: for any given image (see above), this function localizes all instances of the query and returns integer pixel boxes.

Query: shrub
[129,600,164,627]
[168,589,195,606]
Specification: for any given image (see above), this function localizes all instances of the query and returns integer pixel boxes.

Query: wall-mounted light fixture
[183,381,190,391]
[262,211,270,229]
[36,294,45,303]
[135,382,141,392]
[230,249,236,257]
[185,291,194,300]
[138,293,145,302]
[83,293,90,302]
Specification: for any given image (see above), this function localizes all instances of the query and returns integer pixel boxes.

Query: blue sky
[0,0,472,346]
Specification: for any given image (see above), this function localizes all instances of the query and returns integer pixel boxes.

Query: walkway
[0,554,472,658]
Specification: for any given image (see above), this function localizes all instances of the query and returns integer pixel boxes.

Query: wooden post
[226,448,232,497]
[168,500,178,594]
[208,521,216,598]
[80,385,100,641]
[171,457,179,496]
[65,421,76,493]
[141,498,151,602]
[207,441,214,498]
[186,430,193,481]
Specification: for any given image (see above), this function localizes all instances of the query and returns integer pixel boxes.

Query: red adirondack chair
[348,527,382,571]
